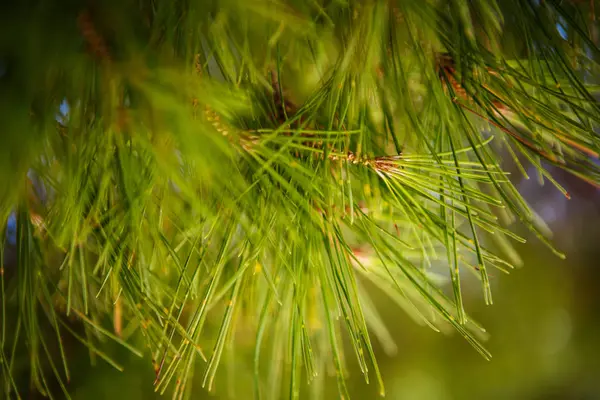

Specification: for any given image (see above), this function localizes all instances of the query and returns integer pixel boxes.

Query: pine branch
[1,1,600,399]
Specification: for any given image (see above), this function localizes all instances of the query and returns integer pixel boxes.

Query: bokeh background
[60,166,600,400]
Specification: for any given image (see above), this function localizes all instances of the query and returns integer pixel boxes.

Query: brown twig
[437,52,600,163]
[77,10,112,64]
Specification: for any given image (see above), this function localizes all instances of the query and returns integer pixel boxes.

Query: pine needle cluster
[1,0,600,398]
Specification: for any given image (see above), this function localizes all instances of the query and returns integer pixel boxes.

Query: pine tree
[1,0,599,398]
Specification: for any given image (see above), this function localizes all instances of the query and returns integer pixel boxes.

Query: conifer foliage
[1,0,599,398]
